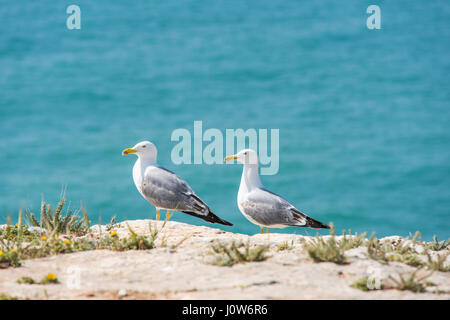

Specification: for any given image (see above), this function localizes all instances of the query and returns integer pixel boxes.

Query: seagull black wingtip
[181,210,233,226]
[305,216,330,230]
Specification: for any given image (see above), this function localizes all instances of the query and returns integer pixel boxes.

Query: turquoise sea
[1,1,449,239]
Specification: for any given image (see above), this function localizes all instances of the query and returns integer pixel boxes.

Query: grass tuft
[426,252,450,272]
[0,249,21,268]
[26,197,90,235]
[0,195,169,269]
[366,234,390,264]
[209,240,270,266]
[351,276,384,291]
[17,276,35,284]
[0,293,20,300]
[426,236,450,252]
[277,241,294,251]
[304,224,365,265]
[387,254,425,268]
[389,269,432,293]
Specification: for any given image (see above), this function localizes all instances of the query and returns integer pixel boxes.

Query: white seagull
[224,149,329,233]
[123,141,232,226]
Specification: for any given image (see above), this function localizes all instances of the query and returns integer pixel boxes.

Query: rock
[0,219,448,300]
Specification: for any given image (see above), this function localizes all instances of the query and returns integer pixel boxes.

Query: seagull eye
[142,145,146,148]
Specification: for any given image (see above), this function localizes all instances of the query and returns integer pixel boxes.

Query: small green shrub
[277,241,294,251]
[304,224,364,265]
[17,276,35,284]
[351,277,385,291]
[40,273,59,284]
[26,197,90,235]
[389,269,431,293]
[0,249,21,268]
[0,293,20,300]
[426,236,450,251]
[426,252,450,272]
[366,234,390,264]
[209,241,270,266]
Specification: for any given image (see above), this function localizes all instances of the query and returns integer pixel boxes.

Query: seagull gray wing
[140,165,207,214]
[242,188,329,229]
[241,188,305,227]
[140,165,233,226]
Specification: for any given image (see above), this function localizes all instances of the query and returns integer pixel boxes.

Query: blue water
[1,1,449,240]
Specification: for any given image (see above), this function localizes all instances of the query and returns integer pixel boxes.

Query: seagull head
[122,141,157,160]
[224,149,258,165]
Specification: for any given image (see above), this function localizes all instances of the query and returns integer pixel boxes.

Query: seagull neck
[138,156,157,169]
[240,163,262,191]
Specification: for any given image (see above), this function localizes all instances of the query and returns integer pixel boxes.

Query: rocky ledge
[0,219,449,299]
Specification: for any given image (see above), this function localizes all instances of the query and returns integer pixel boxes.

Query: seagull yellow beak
[122,148,137,155]
[224,155,238,162]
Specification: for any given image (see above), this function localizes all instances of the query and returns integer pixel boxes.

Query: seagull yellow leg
[166,210,171,221]
[260,227,264,234]
[156,209,160,221]
[266,228,270,234]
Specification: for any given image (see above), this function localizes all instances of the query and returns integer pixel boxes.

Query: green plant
[426,252,450,272]
[409,231,423,244]
[395,254,425,267]
[392,240,417,256]
[0,212,24,267]
[351,277,384,291]
[339,229,367,250]
[17,276,35,284]
[426,236,450,251]
[209,241,270,266]
[389,269,431,293]
[304,224,359,265]
[119,223,157,250]
[277,241,294,251]
[425,281,436,287]
[105,215,117,232]
[0,293,20,300]
[98,222,164,251]
[0,249,21,268]
[40,273,59,284]
[367,234,391,264]
[305,237,348,264]
[0,224,34,240]
[367,234,428,268]
[26,197,90,235]
[0,196,170,269]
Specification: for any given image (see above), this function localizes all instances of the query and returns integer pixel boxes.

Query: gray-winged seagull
[224,149,328,233]
[123,141,232,226]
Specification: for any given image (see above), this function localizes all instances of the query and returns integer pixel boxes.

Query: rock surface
[0,219,449,300]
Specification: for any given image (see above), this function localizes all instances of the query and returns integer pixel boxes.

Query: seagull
[224,149,329,233]
[122,141,232,226]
